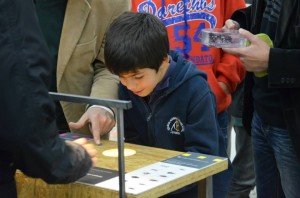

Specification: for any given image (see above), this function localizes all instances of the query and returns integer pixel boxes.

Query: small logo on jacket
[167,117,185,135]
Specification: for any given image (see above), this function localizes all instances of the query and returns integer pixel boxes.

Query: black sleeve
[231,6,252,30]
[268,48,300,88]
[0,0,91,183]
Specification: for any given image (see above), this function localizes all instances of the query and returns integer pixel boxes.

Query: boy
[131,0,246,153]
[104,12,225,197]
[131,2,246,196]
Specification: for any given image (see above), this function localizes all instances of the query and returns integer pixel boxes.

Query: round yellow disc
[102,148,136,157]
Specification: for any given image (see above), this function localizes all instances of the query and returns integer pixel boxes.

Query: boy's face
[119,57,169,97]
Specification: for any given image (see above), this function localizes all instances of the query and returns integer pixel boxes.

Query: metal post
[49,92,131,198]
[117,109,126,198]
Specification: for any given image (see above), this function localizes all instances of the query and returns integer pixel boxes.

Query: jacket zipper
[147,113,152,121]
[142,94,167,146]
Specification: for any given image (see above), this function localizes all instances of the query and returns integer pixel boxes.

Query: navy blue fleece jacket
[119,50,222,156]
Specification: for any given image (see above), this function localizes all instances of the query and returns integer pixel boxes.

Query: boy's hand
[69,107,115,145]
[218,82,230,94]
[73,138,98,166]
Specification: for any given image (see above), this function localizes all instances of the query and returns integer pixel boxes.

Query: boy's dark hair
[104,11,169,75]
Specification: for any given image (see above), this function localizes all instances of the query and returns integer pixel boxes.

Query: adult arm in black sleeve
[0,0,92,184]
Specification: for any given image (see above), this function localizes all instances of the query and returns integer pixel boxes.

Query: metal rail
[50,92,132,198]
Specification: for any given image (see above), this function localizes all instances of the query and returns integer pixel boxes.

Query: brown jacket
[57,0,130,134]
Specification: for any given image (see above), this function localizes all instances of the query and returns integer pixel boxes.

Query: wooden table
[16,140,227,198]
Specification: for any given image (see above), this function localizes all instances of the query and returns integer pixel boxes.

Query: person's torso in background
[35,0,69,132]
[132,0,243,69]
[252,0,286,128]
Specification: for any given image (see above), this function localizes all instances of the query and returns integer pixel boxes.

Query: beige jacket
[57,0,130,134]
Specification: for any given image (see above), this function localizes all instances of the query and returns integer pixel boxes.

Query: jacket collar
[57,0,91,85]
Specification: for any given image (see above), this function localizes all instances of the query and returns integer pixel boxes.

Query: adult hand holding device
[222,28,270,74]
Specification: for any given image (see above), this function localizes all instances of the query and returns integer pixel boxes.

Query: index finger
[73,137,88,145]
[89,119,102,145]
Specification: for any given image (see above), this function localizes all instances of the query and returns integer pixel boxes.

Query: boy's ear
[163,55,170,63]
[159,55,170,71]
